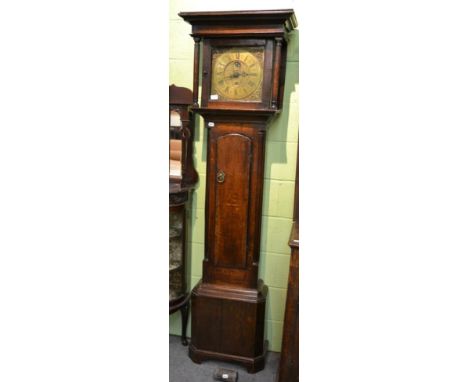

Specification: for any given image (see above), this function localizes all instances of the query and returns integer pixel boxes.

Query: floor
[169,335,280,382]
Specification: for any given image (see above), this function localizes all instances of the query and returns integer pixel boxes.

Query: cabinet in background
[169,85,198,345]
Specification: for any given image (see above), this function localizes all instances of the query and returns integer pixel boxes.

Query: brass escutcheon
[216,170,225,183]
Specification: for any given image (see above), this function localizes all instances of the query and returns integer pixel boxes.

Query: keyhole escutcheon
[216,170,225,183]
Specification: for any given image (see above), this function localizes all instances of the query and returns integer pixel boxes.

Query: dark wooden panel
[203,121,266,289]
[191,293,222,352]
[220,299,256,357]
[213,133,252,269]
[190,282,268,372]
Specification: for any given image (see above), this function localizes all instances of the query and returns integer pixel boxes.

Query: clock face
[210,47,264,102]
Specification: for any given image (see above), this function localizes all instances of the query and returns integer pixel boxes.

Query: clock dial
[211,47,264,102]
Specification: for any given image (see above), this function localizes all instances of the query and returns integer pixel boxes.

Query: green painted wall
[169,2,299,352]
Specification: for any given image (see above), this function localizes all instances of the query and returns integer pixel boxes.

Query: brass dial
[211,47,264,102]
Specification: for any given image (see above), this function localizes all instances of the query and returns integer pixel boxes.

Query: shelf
[170,290,184,302]
[169,262,183,272]
[169,227,182,239]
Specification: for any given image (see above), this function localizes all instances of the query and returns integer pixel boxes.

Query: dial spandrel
[210,47,264,102]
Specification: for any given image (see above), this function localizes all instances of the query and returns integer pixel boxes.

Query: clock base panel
[189,280,268,373]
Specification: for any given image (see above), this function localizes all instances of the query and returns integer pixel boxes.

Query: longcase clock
[179,9,297,373]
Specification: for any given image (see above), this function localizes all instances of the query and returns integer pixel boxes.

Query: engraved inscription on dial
[211,47,264,102]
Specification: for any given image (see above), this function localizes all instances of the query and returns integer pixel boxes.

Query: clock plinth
[189,280,268,373]
[179,9,297,373]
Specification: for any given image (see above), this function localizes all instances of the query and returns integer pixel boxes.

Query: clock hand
[227,72,241,79]
[227,72,256,79]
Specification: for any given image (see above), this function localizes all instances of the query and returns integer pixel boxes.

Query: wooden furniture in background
[169,85,198,345]
[179,9,297,373]
[276,147,299,382]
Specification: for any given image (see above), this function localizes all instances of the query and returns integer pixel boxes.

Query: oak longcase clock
[179,9,297,373]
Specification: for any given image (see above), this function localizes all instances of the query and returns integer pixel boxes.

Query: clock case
[179,9,297,373]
